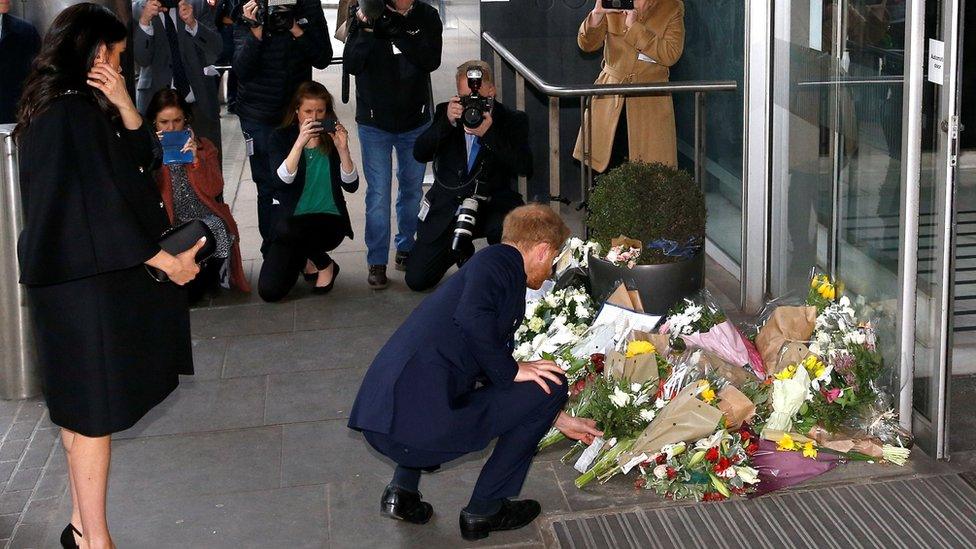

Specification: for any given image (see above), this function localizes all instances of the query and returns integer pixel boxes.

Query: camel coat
[573,1,685,172]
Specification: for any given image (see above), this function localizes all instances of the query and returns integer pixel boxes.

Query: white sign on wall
[928,39,945,85]
[809,0,823,52]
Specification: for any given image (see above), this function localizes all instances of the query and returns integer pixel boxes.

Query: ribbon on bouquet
[646,238,703,260]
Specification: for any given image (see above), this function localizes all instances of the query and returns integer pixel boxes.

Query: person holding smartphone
[147,88,251,302]
[573,0,685,173]
[261,81,359,302]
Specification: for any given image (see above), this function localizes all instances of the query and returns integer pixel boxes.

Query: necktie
[162,14,192,99]
[467,136,481,173]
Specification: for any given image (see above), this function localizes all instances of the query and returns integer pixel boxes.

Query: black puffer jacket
[232,0,333,125]
[344,1,442,133]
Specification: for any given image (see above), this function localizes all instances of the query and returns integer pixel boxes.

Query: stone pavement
[2,2,973,547]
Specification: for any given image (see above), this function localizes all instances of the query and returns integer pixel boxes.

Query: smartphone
[602,0,635,9]
[161,130,193,165]
[320,118,339,134]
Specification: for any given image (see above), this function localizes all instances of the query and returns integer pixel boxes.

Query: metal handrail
[797,76,904,87]
[482,31,737,213]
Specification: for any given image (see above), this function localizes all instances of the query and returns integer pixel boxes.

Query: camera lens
[462,106,484,129]
[452,198,479,256]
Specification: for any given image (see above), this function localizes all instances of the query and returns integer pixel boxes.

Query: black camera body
[160,0,180,9]
[240,0,299,33]
[460,68,494,129]
[601,0,635,9]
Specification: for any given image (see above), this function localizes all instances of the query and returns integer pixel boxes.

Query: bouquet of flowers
[635,426,761,501]
[807,271,839,314]
[514,286,595,361]
[555,237,602,272]
[661,294,727,345]
[605,244,642,269]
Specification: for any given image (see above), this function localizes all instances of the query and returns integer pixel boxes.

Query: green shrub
[586,162,706,265]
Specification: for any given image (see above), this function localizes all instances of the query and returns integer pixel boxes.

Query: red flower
[746,442,760,456]
[655,454,668,465]
[634,477,646,490]
[702,491,727,502]
[705,447,720,463]
[739,429,752,442]
[666,467,677,480]
[640,460,653,469]
[731,454,743,465]
[714,457,732,473]
[732,487,747,496]
[590,353,605,374]
[570,379,587,397]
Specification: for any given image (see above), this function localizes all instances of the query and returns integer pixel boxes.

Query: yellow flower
[625,340,656,358]
[803,441,818,459]
[810,276,819,289]
[700,383,716,403]
[803,356,826,378]
[777,434,796,451]
[774,365,797,381]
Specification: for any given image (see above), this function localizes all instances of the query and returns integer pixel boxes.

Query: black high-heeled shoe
[303,270,318,282]
[60,523,82,549]
[312,262,340,295]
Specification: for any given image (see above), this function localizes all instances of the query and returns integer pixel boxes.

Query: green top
[293,147,340,216]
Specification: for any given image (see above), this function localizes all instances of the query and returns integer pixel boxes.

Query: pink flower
[824,387,842,403]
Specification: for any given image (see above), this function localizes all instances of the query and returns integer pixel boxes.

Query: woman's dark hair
[15,3,128,135]
[146,89,194,130]
[281,81,337,156]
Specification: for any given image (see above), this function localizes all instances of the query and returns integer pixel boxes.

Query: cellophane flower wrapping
[748,439,840,497]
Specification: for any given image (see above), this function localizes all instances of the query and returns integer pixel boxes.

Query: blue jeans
[358,123,428,266]
[239,117,276,250]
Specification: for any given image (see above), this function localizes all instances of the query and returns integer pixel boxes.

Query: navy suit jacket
[348,244,526,453]
[0,14,41,124]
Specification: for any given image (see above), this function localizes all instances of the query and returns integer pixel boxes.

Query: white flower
[609,387,632,408]
[514,342,533,360]
[718,466,737,479]
[640,409,657,423]
[631,383,643,393]
[575,304,591,320]
[531,333,546,349]
[544,293,560,308]
[736,466,760,484]
[524,301,539,320]
[527,317,545,333]
[654,397,668,409]
[695,430,728,450]
[653,464,669,480]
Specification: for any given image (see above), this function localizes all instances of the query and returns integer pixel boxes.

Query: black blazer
[268,124,359,238]
[0,14,41,124]
[17,93,169,286]
[413,100,531,234]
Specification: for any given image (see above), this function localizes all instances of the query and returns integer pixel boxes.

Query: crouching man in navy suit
[348,204,602,541]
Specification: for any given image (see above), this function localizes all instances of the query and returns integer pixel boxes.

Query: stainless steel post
[548,97,560,215]
[0,125,39,400]
[694,91,706,187]
[516,72,527,199]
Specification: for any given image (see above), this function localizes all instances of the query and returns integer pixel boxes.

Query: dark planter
[587,252,705,314]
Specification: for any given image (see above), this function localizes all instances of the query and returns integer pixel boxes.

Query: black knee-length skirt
[27,265,193,437]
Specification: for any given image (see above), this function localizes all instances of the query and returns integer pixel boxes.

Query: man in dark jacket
[0,2,41,124]
[348,205,601,541]
[406,60,530,291]
[232,0,332,249]
[343,0,442,289]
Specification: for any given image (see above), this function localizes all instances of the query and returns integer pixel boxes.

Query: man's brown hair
[456,60,493,85]
[502,204,571,251]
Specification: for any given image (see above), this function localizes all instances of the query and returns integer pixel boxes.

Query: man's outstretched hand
[515,360,565,394]
[554,412,603,445]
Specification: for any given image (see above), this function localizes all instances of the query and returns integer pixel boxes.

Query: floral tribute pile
[516,242,914,503]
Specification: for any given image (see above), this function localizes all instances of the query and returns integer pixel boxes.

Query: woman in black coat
[260,81,359,302]
[15,4,203,548]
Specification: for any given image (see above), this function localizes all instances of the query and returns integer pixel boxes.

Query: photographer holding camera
[232,0,332,251]
[343,0,443,289]
[405,61,531,292]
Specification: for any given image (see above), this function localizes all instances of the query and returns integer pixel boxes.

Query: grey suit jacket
[132,0,222,115]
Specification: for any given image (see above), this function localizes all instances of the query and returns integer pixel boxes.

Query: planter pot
[587,252,705,314]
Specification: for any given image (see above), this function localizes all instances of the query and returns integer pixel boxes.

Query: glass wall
[770,0,907,394]
[671,1,745,265]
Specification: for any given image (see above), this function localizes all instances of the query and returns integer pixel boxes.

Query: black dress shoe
[311,262,340,294]
[459,499,542,541]
[381,484,433,525]
[60,523,82,549]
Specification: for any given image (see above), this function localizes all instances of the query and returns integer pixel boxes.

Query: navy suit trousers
[363,376,568,501]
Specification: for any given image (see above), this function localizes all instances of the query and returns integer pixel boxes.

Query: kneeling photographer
[406,61,532,292]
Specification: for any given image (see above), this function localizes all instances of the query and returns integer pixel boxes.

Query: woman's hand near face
[296,118,321,148]
[591,0,621,25]
[88,61,142,129]
[181,129,199,163]
[331,123,349,152]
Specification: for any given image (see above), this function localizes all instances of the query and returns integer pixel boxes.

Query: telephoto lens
[451,197,480,263]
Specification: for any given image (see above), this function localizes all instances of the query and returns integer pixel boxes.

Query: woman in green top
[262,81,360,302]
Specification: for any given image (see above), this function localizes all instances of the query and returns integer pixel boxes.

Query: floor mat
[548,474,976,548]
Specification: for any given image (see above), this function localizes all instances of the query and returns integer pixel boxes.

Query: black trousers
[363,376,567,502]
[405,197,521,292]
[186,257,224,304]
[258,213,346,302]
[604,104,629,174]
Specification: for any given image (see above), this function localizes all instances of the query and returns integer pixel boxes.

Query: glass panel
[671,1,745,265]
[770,1,838,294]
[834,1,908,399]
[913,0,949,427]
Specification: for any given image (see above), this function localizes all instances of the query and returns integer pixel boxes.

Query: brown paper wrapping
[611,235,643,250]
[773,342,813,377]
[607,282,644,313]
[605,351,626,381]
[762,428,885,459]
[716,386,756,430]
[618,384,724,466]
[697,351,759,388]
[605,349,659,385]
[755,306,817,369]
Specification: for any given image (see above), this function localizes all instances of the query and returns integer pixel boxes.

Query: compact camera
[460,68,494,129]
[240,0,299,34]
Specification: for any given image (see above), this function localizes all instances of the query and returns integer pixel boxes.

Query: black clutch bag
[146,219,216,282]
